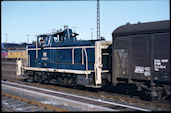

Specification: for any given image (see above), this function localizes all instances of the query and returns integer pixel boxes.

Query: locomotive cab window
[38,36,51,47]
[53,36,59,43]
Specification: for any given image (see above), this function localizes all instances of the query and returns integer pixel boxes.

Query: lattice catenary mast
[97,0,100,40]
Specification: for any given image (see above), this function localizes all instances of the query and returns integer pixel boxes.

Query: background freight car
[7,50,26,59]
[1,43,8,59]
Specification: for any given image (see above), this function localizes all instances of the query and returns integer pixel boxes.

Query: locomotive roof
[112,20,170,37]
[37,30,79,37]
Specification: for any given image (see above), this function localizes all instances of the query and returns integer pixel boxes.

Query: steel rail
[2,80,150,111]
[2,92,67,112]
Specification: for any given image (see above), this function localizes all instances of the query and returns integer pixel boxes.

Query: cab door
[38,35,51,68]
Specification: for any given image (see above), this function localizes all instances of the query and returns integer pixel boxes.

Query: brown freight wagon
[111,20,170,100]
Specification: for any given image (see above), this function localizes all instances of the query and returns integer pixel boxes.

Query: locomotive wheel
[151,90,163,101]
[28,77,34,83]
[57,77,63,86]
[63,78,68,86]
[45,80,49,84]
[39,80,45,84]
[68,79,73,86]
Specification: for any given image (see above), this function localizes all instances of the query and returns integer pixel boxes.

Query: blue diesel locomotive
[22,26,112,87]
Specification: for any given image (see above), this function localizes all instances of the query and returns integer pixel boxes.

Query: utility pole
[5,34,8,43]
[72,26,77,33]
[90,28,94,40]
[52,28,56,33]
[26,35,30,44]
[97,0,100,40]
[4,34,8,50]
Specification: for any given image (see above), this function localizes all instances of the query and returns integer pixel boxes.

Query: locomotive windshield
[38,35,51,47]
[53,36,59,43]
[53,34,63,43]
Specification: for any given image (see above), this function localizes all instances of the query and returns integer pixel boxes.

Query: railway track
[1,61,17,76]
[2,80,149,111]
[1,62,16,65]
[2,76,170,111]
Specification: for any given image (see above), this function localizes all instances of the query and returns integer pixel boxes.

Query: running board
[24,67,92,75]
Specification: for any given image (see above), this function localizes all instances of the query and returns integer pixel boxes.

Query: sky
[1,0,170,43]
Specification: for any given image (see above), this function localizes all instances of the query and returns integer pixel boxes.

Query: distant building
[3,43,33,50]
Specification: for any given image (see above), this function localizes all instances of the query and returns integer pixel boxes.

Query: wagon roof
[112,20,170,37]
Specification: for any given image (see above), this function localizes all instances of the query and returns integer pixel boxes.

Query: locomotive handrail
[72,48,75,64]
[25,45,30,67]
[36,39,38,59]
[82,48,84,65]
[83,48,88,79]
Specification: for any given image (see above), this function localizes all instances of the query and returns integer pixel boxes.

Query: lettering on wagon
[154,59,168,71]
[134,66,151,77]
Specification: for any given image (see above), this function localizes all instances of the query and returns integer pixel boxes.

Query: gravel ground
[1,61,16,77]
[1,96,51,112]
[1,86,92,111]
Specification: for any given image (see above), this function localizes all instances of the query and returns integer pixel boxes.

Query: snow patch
[41,100,61,105]
[15,108,23,111]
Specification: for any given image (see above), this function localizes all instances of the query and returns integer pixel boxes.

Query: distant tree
[32,41,36,45]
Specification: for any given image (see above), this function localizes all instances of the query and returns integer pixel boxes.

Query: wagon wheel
[151,90,163,101]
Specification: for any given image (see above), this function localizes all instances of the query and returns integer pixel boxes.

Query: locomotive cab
[37,25,79,48]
